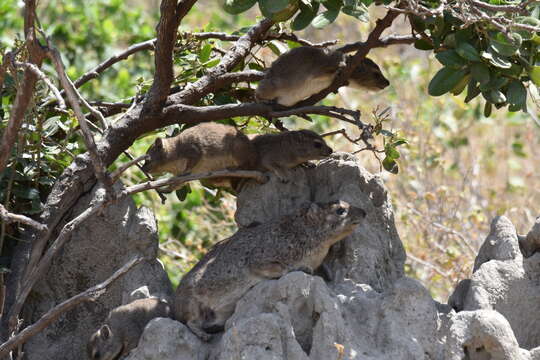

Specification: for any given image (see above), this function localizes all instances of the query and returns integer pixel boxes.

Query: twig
[188,31,337,48]
[0,205,47,233]
[468,0,532,14]
[337,34,417,53]
[12,60,65,108]
[407,253,450,277]
[47,47,114,195]
[111,154,149,182]
[0,257,143,357]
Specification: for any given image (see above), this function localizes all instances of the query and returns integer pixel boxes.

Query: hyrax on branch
[251,129,333,182]
[174,200,366,341]
[256,46,390,107]
[87,298,171,360]
[142,122,333,186]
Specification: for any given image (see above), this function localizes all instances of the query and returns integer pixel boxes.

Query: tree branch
[0,0,46,174]
[12,60,65,109]
[0,257,143,357]
[337,34,417,53]
[189,31,337,48]
[47,47,114,195]
[0,205,47,233]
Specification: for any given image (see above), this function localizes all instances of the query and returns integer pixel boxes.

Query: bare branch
[0,257,143,357]
[111,154,149,182]
[12,60,65,108]
[122,169,267,195]
[168,18,274,105]
[189,31,337,48]
[47,47,114,195]
[74,39,156,89]
[338,34,418,53]
[144,0,192,111]
[0,0,46,174]
[0,205,47,233]
[468,0,532,14]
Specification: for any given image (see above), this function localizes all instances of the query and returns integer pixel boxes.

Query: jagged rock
[450,216,540,350]
[22,184,173,360]
[236,152,406,292]
[444,310,530,360]
[124,318,205,360]
[520,216,540,258]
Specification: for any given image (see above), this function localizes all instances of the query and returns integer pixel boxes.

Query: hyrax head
[307,200,366,239]
[292,130,333,160]
[87,324,123,360]
[141,137,169,175]
[349,58,389,90]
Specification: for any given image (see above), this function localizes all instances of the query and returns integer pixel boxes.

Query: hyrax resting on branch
[174,200,366,341]
[256,46,390,107]
[87,298,171,360]
[142,122,333,185]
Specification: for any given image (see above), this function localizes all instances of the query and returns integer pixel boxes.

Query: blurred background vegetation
[1,0,539,301]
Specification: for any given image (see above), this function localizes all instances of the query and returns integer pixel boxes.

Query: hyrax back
[252,129,333,182]
[87,298,171,360]
[174,200,366,341]
[141,122,257,176]
[255,46,389,106]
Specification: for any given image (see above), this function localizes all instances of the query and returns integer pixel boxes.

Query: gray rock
[236,152,405,292]
[22,183,173,360]
[520,216,540,258]
[473,216,521,271]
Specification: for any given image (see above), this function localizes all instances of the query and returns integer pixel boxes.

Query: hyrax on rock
[173,200,366,341]
[87,298,171,360]
[256,46,390,107]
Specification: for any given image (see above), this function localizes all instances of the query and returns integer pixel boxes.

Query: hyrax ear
[100,324,112,340]
[306,203,321,221]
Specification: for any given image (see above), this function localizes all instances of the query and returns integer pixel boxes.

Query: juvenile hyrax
[252,129,333,182]
[87,298,171,360]
[142,122,256,176]
[256,46,390,106]
[174,200,366,341]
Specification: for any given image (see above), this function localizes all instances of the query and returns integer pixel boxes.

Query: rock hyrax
[87,298,171,360]
[174,200,366,341]
[142,122,256,176]
[256,46,389,106]
[252,129,333,182]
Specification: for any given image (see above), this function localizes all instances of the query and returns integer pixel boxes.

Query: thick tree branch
[0,0,46,174]
[337,34,417,53]
[144,0,194,111]
[0,257,143,357]
[0,205,47,233]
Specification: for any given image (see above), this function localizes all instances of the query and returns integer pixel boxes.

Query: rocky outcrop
[21,184,173,360]
[16,153,540,360]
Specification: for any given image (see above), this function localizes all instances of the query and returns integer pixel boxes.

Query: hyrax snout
[174,200,365,341]
[87,298,171,360]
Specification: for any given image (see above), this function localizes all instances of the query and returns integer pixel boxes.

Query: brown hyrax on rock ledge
[142,122,333,186]
[173,200,366,341]
[87,298,171,360]
[256,46,390,107]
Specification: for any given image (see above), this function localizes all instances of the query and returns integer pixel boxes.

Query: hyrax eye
[336,207,347,215]
[314,141,323,148]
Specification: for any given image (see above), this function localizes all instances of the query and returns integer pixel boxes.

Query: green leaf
[259,0,299,21]
[392,139,408,147]
[385,145,400,160]
[312,8,339,28]
[479,76,508,91]
[529,66,540,86]
[470,63,490,85]
[414,39,434,50]
[342,0,369,22]
[512,141,527,157]
[451,74,470,95]
[428,67,468,96]
[267,42,282,56]
[435,50,467,69]
[199,43,212,63]
[176,185,192,202]
[489,32,522,57]
[515,16,540,40]
[322,0,342,10]
[222,0,257,14]
[484,102,492,117]
[382,157,399,174]
[12,188,40,200]
[482,50,512,69]
[291,2,319,30]
[259,0,290,13]
[506,80,527,106]
[465,80,481,103]
[483,89,506,104]
[456,42,481,62]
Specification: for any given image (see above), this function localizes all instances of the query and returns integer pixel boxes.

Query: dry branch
[0,205,47,233]
[190,31,337,48]
[47,47,114,195]
[12,60,65,108]
[0,257,143,357]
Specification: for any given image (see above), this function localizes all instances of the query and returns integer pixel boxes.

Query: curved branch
[0,205,47,233]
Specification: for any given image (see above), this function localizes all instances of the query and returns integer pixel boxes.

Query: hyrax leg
[262,162,290,183]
